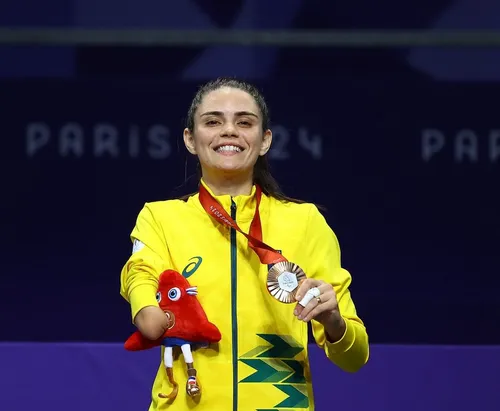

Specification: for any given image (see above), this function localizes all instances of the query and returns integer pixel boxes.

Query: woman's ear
[183,128,197,155]
[260,129,272,156]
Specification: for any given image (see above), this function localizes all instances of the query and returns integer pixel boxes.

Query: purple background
[1,343,498,411]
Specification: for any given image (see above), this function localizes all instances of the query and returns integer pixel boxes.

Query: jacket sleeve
[120,203,172,322]
[305,205,369,372]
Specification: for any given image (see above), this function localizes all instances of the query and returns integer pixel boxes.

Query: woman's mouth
[214,144,243,155]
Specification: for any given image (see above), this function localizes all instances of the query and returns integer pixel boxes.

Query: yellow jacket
[120,181,369,411]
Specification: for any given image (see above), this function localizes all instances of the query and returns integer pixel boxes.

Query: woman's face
[184,87,272,178]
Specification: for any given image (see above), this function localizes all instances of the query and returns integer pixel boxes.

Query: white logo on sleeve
[132,239,145,253]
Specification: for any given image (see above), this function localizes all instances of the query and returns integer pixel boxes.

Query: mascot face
[155,271,198,329]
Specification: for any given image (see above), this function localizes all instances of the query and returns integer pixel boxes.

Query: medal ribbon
[198,183,287,265]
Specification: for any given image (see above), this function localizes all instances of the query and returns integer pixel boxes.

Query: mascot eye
[168,287,181,301]
[155,292,162,303]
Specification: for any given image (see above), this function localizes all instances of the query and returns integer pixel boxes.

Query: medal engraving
[267,262,307,303]
[277,272,298,293]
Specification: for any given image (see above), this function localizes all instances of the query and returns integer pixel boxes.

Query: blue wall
[1,0,499,345]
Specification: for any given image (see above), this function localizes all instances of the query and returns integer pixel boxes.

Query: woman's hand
[293,279,346,342]
[134,306,170,341]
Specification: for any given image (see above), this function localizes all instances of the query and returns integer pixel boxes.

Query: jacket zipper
[230,199,238,411]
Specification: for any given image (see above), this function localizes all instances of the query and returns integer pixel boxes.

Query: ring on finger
[299,286,321,307]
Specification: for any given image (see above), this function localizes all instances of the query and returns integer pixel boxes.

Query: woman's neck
[202,173,253,197]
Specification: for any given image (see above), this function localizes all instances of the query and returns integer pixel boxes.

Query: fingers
[295,278,322,302]
[298,289,336,322]
[295,281,330,308]
[294,282,333,321]
[297,286,320,308]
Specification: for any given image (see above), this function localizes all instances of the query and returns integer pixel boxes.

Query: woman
[120,77,369,411]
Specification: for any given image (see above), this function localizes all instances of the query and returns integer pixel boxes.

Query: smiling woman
[119,77,369,411]
[184,83,271,195]
[181,78,306,204]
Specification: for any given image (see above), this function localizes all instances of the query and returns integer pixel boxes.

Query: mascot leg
[181,344,200,397]
[159,347,179,400]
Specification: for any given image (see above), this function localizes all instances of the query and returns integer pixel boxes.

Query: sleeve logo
[132,239,145,253]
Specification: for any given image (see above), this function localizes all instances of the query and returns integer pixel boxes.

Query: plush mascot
[124,270,221,400]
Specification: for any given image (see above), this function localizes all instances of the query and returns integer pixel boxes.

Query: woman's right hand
[134,306,170,340]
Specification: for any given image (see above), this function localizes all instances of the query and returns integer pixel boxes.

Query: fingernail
[298,315,302,320]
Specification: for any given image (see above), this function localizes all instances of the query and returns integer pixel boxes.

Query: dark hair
[179,77,306,205]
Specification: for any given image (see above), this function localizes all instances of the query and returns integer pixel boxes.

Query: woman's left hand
[293,279,346,342]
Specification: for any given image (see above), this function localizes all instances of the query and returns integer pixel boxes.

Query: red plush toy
[125,270,221,400]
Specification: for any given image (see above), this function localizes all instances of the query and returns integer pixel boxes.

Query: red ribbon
[198,183,287,265]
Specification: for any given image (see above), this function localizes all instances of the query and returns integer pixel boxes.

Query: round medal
[266,261,307,303]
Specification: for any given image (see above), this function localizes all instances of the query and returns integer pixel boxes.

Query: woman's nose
[220,123,238,137]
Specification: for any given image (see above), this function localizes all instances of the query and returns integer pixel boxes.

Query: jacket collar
[190,179,265,223]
